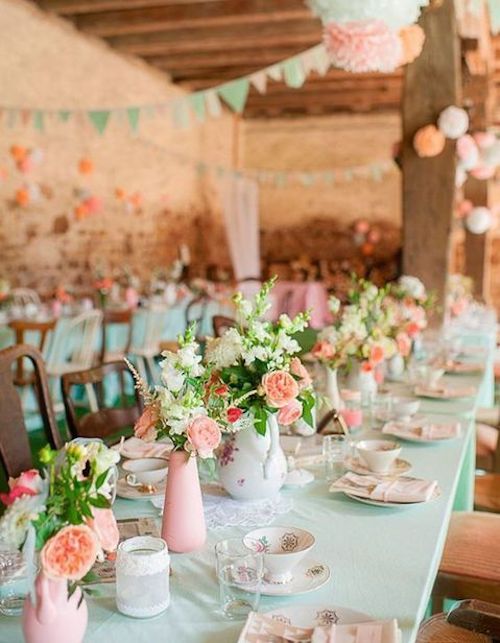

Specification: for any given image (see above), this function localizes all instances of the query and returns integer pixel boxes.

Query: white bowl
[122,457,168,486]
[392,397,420,420]
[243,526,315,584]
[356,440,401,474]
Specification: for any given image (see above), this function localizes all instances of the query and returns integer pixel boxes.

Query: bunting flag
[0,43,332,135]
[489,0,500,33]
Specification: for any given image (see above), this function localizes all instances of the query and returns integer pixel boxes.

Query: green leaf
[253,406,268,436]
[89,495,110,509]
[95,470,109,490]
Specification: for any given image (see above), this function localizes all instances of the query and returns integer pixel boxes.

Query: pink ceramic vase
[22,572,88,643]
[162,451,206,553]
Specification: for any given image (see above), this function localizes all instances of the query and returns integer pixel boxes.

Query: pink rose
[396,332,412,358]
[134,405,159,442]
[311,340,336,362]
[187,416,221,458]
[277,400,303,426]
[290,357,312,389]
[262,371,299,409]
[86,508,119,553]
[0,469,42,506]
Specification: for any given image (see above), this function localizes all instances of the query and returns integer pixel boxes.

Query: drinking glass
[116,536,170,618]
[322,435,346,482]
[0,550,29,616]
[215,538,263,620]
[372,391,393,423]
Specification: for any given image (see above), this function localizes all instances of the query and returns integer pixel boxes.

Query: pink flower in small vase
[369,344,385,366]
[290,357,312,389]
[86,508,119,553]
[0,469,43,506]
[187,416,222,459]
[361,361,373,373]
[41,525,98,581]
[134,405,160,442]
[311,340,336,362]
[396,332,412,358]
[262,371,299,409]
[278,399,303,426]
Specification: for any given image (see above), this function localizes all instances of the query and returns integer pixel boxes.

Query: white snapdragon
[276,330,300,355]
[205,328,243,369]
[160,360,185,393]
[328,296,341,315]
[243,345,269,365]
[177,344,204,375]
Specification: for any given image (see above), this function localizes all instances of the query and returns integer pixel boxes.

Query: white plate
[376,412,426,425]
[414,385,476,400]
[344,486,441,508]
[384,428,460,444]
[247,559,330,596]
[264,603,371,628]
[116,477,166,501]
[345,456,411,477]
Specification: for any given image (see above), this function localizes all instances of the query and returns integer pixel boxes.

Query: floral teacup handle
[125,474,142,487]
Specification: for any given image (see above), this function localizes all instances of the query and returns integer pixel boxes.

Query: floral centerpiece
[204,278,315,500]
[93,264,115,309]
[0,442,119,643]
[446,273,473,318]
[0,277,11,313]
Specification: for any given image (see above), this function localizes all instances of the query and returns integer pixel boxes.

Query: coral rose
[87,508,119,553]
[134,405,160,442]
[262,371,299,409]
[369,344,385,366]
[277,400,303,427]
[227,407,243,424]
[187,416,221,458]
[396,332,412,358]
[413,125,446,158]
[405,322,421,339]
[311,340,336,362]
[41,525,98,581]
[0,469,43,506]
[290,357,312,389]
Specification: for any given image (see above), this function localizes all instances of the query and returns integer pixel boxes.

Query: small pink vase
[162,451,206,553]
[125,287,139,309]
[22,572,88,643]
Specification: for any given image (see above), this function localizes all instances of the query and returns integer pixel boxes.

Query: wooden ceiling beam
[36,0,221,16]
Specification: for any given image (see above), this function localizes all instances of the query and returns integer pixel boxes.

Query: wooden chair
[475,474,500,512]
[10,288,41,308]
[8,318,57,386]
[0,344,62,478]
[212,315,237,338]
[475,421,499,473]
[61,361,143,444]
[418,600,500,642]
[129,304,167,384]
[432,513,500,611]
[100,307,134,364]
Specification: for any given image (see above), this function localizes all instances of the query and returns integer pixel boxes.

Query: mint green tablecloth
[0,363,487,643]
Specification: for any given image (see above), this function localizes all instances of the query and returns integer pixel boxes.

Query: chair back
[8,318,57,386]
[61,361,143,443]
[130,305,167,355]
[0,345,62,478]
[11,288,41,307]
[45,310,103,373]
[213,315,237,338]
[185,295,208,336]
[100,308,134,363]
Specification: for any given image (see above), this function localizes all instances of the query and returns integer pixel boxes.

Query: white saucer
[264,603,371,628]
[284,469,315,487]
[116,477,166,501]
[414,385,476,400]
[383,423,461,443]
[345,485,441,508]
[345,456,411,477]
[248,559,330,596]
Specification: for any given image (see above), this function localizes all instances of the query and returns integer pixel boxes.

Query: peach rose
[369,344,385,366]
[277,400,303,426]
[396,332,412,358]
[86,508,119,553]
[0,469,42,506]
[290,357,312,389]
[41,525,98,581]
[262,370,299,409]
[187,416,221,458]
[134,405,160,442]
[311,340,336,362]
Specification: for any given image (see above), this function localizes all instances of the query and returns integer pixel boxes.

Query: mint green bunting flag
[283,58,306,88]
[33,111,44,132]
[217,79,250,113]
[488,0,500,32]
[172,100,190,129]
[88,110,110,135]
[190,93,206,122]
[59,110,71,122]
[126,107,140,133]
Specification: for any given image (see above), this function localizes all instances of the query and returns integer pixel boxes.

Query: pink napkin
[238,612,312,642]
[312,619,400,643]
[114,437,171,460]
[382,421,461,441]
[331,472,438,503]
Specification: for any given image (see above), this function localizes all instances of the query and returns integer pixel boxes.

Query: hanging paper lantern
[481,141,500,168]
[30,148,45,165]
[323,20,403,73]
[437,106,469,139]
[466,207,492,234]
[399,24,425,64]
[473,131,496,150]
[10,145,27,162]
[82,195,103,214]
[456,199,473,218]
[15,187,30,207]
[413,125,446,157]
[455,165,467,188]
[78,158,94,175]
[307,0,429,30]
[469,164,496,180]
[27,183,41,202]
[456,134,478,162]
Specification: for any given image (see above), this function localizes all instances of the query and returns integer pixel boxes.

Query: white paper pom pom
[455,164,467,188]
[307,0,427,29]
[481,140,500,168]
[30,148,44,165]
[26,183,41,202]
[466,207,493,234]
[438,106,469,139]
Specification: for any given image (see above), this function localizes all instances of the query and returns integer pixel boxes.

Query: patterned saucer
[344,456,411,477]
[116,477,166,501]
[246,559,330,596]
[264,604,371,629]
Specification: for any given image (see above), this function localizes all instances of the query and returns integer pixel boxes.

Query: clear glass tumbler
[215,538,263,620]
[322,434,346,482]
[116,536,170,618]
[0,550,29,616]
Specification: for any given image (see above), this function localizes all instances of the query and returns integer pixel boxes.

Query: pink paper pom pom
[83,195,103,214]
[473,131,496,149]
[469,164,495,180]
[456,134,477,160]
[399,24,425,65]
[323,19,403,73]
[414,125,446,158]
[437,106,469,140]
[354,219,370,235]
[456,199,473,218]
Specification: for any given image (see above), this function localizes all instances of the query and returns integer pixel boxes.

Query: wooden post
[402,0,461,317]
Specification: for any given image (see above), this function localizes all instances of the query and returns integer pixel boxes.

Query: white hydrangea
[0,495,46,549]
[177,344,204,376]
[399,275,426,301]
[205,328,243,369]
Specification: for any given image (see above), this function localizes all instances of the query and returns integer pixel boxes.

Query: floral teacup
[122,458,168,487]
[243,526,315,584]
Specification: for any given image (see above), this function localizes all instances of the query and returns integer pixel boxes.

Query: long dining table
[0,354,489,643]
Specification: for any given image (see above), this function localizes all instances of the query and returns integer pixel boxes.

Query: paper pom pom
[437,106,469,139]
[10,145,27,162]
[27,183,41,202]
[30,148,44,165]
[354,219,370,235]
[473,131,496,150]
[78,158,94,175]
[481,141,500,168]
[115,187,126,200]
[361,242,375,256]
[456,134,478,161]
[367,228,381,243]
[455,165,467,188]
[466,207,493,234]
[15,188,30,207]
[469,164,495,180]
[307,0,426,30]
[456,199,473,218]
[75,204,89,220]
[83,196,103,214]
[413,125,446,158]
[323,20,403,73]
[129,192,143,208]
[17,157,34,174]
[399,25,425,64]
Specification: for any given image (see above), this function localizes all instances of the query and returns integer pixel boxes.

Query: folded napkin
[444,360,483,373]
[114,437,171,460]
[414,384,476,398]
[312,619,401,643]
[238,611,312,642]
[331,472,438,503]
[383,421,461,441]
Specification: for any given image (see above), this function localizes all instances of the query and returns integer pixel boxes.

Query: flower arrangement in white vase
[204,278,315,500]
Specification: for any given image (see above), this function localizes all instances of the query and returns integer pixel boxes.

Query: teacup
[427,367,445,389]
[243,526,315,584]
[392,397,420,421]
[122,458,168,487]
[356,440,401,474]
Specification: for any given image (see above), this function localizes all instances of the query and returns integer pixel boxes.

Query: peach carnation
[262,370,299,409]
[134,405,160,442]
[187,416,221,458]
[278,400,303,427]
[369,344,385,366]
[41,525,98,581]
[414,125,446,158]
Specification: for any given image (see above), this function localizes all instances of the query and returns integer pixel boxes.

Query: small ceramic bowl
[122,458,168,487]
[392,397,420,420]
[356,440,401,474]
[243,526,315,584]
